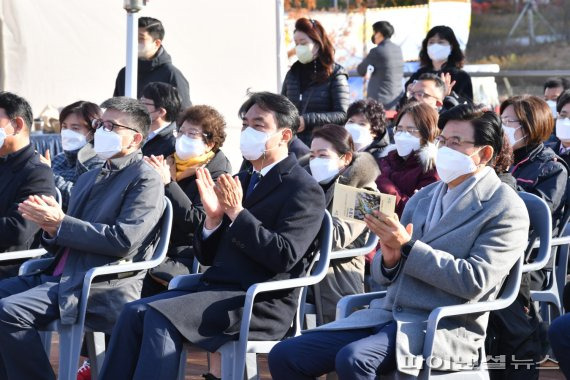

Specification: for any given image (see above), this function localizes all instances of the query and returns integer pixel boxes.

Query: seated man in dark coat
[0,97,164,379]
[0,91,56,278]
[99,92,326,379]
[140,82,181,158]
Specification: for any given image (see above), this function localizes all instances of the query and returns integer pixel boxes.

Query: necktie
[246,171,261,198]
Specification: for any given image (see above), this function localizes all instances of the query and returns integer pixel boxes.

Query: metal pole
[276,0,285,93]
[123,0,146,98]
[125,12,139,98]
[528,3,535,45]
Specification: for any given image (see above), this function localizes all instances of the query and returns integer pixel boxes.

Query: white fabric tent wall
[0,0,280,168]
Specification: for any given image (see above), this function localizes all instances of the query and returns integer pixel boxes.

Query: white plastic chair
[19,196,173,380]
[302,233,379,329]
[172,210,333,380]
[335,254,524,380]
[0,188,63,264]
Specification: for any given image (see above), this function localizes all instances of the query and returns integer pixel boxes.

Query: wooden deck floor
[48,336,564,379]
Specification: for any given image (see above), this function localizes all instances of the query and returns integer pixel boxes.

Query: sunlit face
[309,137,350,170]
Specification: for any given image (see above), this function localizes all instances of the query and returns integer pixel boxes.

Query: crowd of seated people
[4,14,570,380]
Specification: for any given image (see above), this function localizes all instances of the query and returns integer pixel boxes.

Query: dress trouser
[99,290,187,380]
[0,274,61,380]
[268,321,397,380]
[549,314,570,378]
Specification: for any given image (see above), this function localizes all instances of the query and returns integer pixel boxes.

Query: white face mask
[556,118,570,141]
[94,128,124,160]
[345,123,373,151]
[394,131,421,157]
[240,127,272,161]
[310,157,341,184]
[61,129,88,152]
[295,44,315,64]
[427,43,451,62]
[138,42,156,59]
[0,128,6,149]
[435,146,481,184]
[546,100,558,118]
[176,135,206,160]
[502,124,524,147]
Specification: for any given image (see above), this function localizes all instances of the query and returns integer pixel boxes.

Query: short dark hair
[178,105,227,151]
[557,90,570,113]
[438,104,503,163]
[139,17,165,41]
[239,91,300,134]
[372,21,394,39]
[543,77,570,92]
[499,95,553,145]
[347,99,387,138]
[100,97,151,139]
[312,124,355,156]
[59,101,102,141]
[418,73,446,97]
[142,82,181,122]
[419,25,465,69]
[0,91,33,131]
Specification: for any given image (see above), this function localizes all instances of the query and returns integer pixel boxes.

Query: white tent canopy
[0,0,282,167]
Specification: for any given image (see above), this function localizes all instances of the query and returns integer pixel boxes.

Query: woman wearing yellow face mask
[281,17,349,146]
[142,105,231,296]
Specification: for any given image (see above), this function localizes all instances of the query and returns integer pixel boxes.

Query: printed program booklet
[331,183,396,224]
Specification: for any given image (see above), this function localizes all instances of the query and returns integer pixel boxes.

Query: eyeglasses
[408,91,440,101]
[500,117,520,126]
[435,135,476,149]
[395,125,420,135]
[92,119,139,133]
[178,128,209,140]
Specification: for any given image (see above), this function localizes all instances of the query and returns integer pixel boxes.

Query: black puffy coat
[281,61,349,145]
[113,46,191,108]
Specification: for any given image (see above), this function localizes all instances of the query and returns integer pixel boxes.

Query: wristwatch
[401,239,416,259]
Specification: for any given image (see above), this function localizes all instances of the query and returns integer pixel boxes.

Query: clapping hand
[364,211,413,268]
[440,72,456,96]
[39,149,51,167]
[214,174,244,221]
[144,155,172,185]
[196,168,225,229]
[18,194,65,237]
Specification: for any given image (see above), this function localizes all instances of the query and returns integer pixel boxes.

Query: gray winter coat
[357,38,404,110]
[41,151,164,333]
[311,169,530,376]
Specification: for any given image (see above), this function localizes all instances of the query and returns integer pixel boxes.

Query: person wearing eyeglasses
[141,105,231,296]
[38,101,105,212]
[269,104,529,379]
[139,82,181,158]
[0,97,164,379]
[404,25,473,103]
[376,102,440,218]
[406,73,446,111]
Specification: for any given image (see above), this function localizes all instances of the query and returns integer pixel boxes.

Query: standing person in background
[41,101,105,211]
[376,102,440,217]
[543,77,570,117]
[282,17,349,146]
[140,82,181,158]
[405,25,473,102]
[357,21,404,110]
[113,17,191,108]
[344,99,390,160]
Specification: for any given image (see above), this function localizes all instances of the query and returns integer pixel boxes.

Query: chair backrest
[329,232,379,260]
[519,191,552,273]
[54,187,62,206]
[293,210,333,336]
[148,197,173,264]
[555,180,570,237]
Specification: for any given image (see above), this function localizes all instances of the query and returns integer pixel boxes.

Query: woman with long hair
[281,17,350,145]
